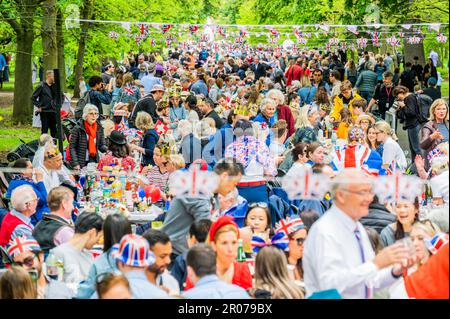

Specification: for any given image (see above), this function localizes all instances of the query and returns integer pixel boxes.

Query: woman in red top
[184,216,253,291]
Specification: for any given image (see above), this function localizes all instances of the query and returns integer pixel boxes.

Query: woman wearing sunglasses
[285,218,308,287]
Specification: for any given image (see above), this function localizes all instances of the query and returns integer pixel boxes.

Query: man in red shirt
[285,58,304,87]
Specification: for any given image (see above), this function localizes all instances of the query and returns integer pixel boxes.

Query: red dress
[184,262,253,291]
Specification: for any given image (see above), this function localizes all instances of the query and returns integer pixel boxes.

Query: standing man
[250,55,268,81]
[303,169,414,299]
[411,56,424,86]
[0,52,6,89]
[31,70,58,138]
[198,98,224,129]
[129,84,165,126]
[367,71,396,120]
[101,63,115,85]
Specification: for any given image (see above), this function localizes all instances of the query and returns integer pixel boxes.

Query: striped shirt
[146,166,169,191]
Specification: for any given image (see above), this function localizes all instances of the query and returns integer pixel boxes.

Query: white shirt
[303,205,398,299]
[429,51,438,67]
[381,137,407,171]
[430,170,449,203]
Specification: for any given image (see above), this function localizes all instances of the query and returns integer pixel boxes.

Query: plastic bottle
[237,239,246,262]
[46,254,63,281]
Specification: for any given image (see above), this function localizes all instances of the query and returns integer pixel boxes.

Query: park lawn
[0,127,42,153]
[441,81,449,98]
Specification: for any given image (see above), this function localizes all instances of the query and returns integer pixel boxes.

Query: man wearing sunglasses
[6,236,73,299]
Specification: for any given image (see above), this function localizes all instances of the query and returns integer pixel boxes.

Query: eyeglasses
[341,189,374,197]
[88,112,99,116]
[248,202,268,209]
[26,198,39,205]
[291,237,306,246]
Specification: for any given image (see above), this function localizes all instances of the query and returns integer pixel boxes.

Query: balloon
[138,187,146,199]
[148,187,161,203]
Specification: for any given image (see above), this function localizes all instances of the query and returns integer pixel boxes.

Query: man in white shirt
[303,168,415,299]
[429,50,438,68]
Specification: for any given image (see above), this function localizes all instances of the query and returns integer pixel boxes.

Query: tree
[42,0,58,72]
[56,7,66,91]
[0,0,44,124]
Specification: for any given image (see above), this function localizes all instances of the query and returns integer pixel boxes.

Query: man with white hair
[177,119,202,166]
[303,168,416,299]
[38,143,76,192]
[0,185,38,246]
[266,89,296,137]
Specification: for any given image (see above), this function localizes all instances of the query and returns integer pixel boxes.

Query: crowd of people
[0,43,448,299]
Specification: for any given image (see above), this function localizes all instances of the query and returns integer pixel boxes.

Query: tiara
[234,105,250,116]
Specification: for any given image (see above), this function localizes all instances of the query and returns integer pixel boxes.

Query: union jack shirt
[225,136,277,176]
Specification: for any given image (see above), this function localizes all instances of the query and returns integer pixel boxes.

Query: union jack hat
[275,216,305,238]
[424,233,449,255]
[111,234,155,267]
[7,236,41,258]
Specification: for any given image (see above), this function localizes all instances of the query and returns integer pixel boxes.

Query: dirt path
[0,91,14,109]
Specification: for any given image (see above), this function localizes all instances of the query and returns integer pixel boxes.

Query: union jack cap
[275,216,305,237]
[7,236,41,258]
[111,234,155,267]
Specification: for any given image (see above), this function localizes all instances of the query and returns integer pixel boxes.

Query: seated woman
[283,217,308,288]
[69,104,107,169]
[292,104,320,145]
[250,246,304,299]
[305,142,326,167]
[129,111,159,166]
[97,130,136,172]
[184,216,253,291]
[286,142,309,176]
[5,158,49,225]
[365,124,383,156]
[141,143,170,192]
[380,198,419,247]
[409,220,441,274]
[224,120,277,204]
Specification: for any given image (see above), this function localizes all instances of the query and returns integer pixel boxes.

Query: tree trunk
[13,31,35,124]
[73,0,93,99]
[42,0,58,72]
[56,8,66,92]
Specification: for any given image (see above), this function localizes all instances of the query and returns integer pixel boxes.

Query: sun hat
[108,130,127,145]
[150,84,165,93]
[355,113,375,125]
[111,234,155,267]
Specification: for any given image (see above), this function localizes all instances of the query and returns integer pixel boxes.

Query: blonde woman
[409,220,441,273]
[374,121,407,171]
[0,266,37,299]
[129,111,159,166]
[419,99,449,167]
[292,104,319,145]
[251,246,304,299]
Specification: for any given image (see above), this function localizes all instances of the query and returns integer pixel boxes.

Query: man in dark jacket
[250,55,268,81]
[87,75,112,116]
[360,196,396,234]
[129,84,165,127]
[199,98,224,129]
[33,186,75,255]
[31,70,58,138]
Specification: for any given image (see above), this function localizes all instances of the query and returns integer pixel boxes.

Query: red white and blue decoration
[155,119,169,136]
[109,31,119,39]
[386,36,401,47]
[112,234,155,267]
[357,37,368,49]
[373,172,423,204]
[437,33,448,43]
[407,36,421,44]
[275,216,305,238]
[168,166,219,198]
[282,166,330,200]
[251,232,289,253]
[328,37,340,46]
[7,236,41,258]
[425,233,449,255]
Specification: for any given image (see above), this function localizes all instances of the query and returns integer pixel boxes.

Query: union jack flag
[371,31,381,45]
[7,236,40,257]
[282,165,330,200]
[407,36,421,45]
[123,84,136,96]
[112,234,155,267]
[155,119,169,136]
[189,25,199,34]
[251,232,289,254]
[217,26,227,37]
[90,244,103,259]
[168,167,220,198]
[373,172,423,204]
[138,23,148,35]
[386,36,401,47]
[201,34,210,42]
[425,233,449,255]
[398,32,405,38]
[239,29,247,38]
[135,34,143,46]
[117,118,127,132]
[268,27,280,37]
[294,28,303,38]
[297,38,307,45]
[109,31,119,39]
[165,40,172,48]
[437,33,448,43]
[213,42,219,52]
[161,24,171,34]
[357,38,368,49]
[149,38,156,47]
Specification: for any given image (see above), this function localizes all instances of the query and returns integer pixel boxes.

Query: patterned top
[225,136,277,176]
[146,166,169,191]
[97,151,136,172]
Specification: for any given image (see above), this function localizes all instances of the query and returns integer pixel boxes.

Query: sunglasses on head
[248,202,268,209]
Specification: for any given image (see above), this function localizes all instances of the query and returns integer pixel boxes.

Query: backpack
[74,91,91,120]
[415,93,433,124]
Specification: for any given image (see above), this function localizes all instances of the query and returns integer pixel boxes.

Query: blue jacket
[213,124,234,162]
[76,251,117,299]
[170,251,188,291]
[298,86,317,106]
[182,275,251,299]
[190,80,209,97]
[222,197,248,228]
[0,54,6,70]
[6,179,49,225]
[89,90,112,115]
[141,129,159,166]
